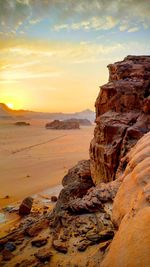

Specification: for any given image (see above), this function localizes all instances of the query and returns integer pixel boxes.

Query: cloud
[128,27,139,32]
[0,0,149,34]
[54,16,118,31]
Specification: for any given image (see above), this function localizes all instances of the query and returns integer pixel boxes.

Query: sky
[0,0,150,112]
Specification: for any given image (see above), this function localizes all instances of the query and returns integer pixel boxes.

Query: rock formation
[90,55,150,184]
[0,56,149,267]
[45,119,80,129]
[64,118,92,126]
[101,131,150,267]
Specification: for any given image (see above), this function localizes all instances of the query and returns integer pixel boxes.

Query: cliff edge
[90,55,150,184]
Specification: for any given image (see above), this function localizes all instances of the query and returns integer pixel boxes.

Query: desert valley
[0,1,150,266]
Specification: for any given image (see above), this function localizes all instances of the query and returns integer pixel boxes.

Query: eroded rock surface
[101,132,150,267]
[90,55,150,184]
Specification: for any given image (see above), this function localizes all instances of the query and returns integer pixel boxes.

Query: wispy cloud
[128,27,139,33]
[0,0,149,34]
[54,16,118,31]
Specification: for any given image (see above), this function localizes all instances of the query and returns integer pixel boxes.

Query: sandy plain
[0,119,94,208]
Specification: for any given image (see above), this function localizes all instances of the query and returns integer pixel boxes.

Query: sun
[6,103,14,109]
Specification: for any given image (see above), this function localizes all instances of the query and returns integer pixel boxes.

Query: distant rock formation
[45,120,80,129]
[14,121,30,126]
[90,55,150,184]
[64,118,92,126]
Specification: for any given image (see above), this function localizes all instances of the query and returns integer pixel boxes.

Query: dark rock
[52,239,68,253]
[25,219,49,237]
[19,197,33,216]
[86,229,114,243]
[50,160,94,223]
[62,160,92,186]
[14,121,30,126]
[86,233,101,243]
[4,242,16,251]
[99,240,111,252]
[34,248,52,263]
[51,196,58,202]
[2,249,13,261]
[99,230,114,242]
[45,120,80,130]
[77,239,92,251]
[31,237,48,247]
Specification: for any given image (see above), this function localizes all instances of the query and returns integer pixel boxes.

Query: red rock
[2,249,13,261]
[52,239,68,253]
[90,55,150,184]
[34,248,52,263]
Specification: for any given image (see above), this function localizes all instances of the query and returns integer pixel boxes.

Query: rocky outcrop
[64,118,92,126]
[90,56,150,184]
[51,160,94,218]
[101,131,150,267]
[45,119,80,129]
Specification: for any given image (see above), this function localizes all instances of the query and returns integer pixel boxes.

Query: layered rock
[90,55,150,184]
[101,131,150,267]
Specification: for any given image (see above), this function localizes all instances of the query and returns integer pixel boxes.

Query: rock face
[45,119,80,129]
[101,131,150,267]
[90,55,150,185]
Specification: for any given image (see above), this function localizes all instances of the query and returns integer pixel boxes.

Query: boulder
[19,197,33,216]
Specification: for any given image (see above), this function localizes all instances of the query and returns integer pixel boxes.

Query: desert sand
[0,119,94,208]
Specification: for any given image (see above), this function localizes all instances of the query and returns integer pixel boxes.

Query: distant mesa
[45,120,80,130]
[14,121,30,126]
[64,118,92,126]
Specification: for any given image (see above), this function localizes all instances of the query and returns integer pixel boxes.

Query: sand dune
[0,119,94,207]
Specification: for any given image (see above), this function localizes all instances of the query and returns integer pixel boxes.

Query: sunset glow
[0,0,150,112]
[6,103,14,109]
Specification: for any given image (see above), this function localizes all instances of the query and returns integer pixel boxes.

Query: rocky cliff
[0,56,149,267]
[90,55,150,184]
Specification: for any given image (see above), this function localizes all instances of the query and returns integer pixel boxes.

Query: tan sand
[0,119,94,208]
